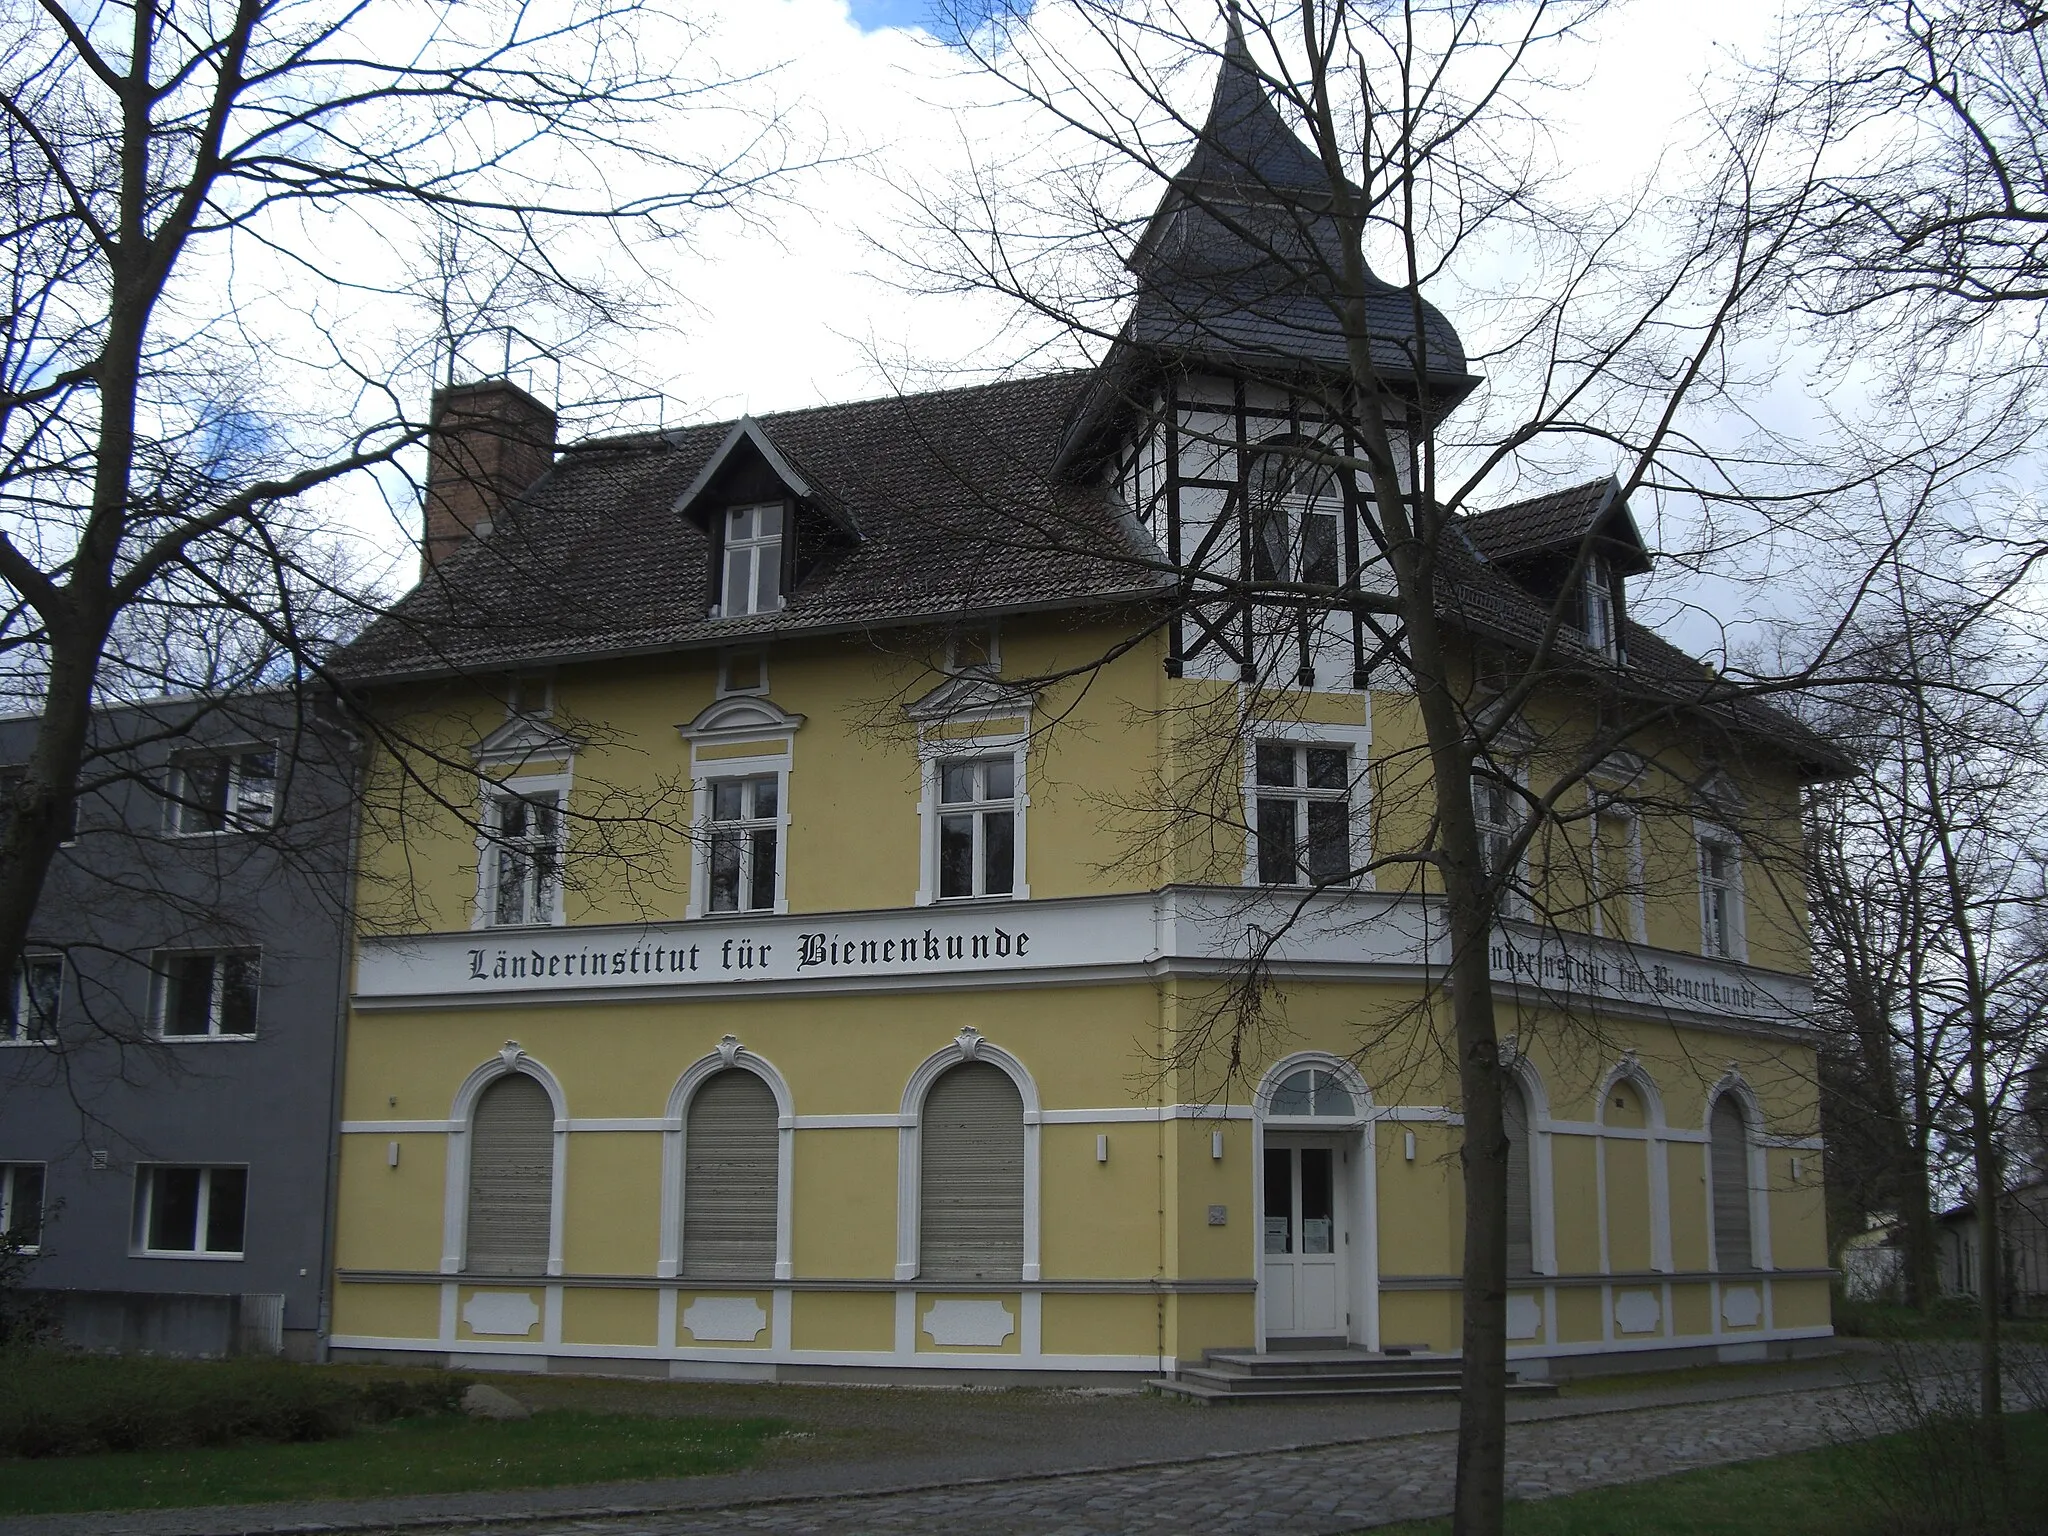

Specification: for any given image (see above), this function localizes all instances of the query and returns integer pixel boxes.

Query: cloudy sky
[615,0,1794,421]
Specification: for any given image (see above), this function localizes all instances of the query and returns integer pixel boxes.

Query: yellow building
[326,47,1837,1384]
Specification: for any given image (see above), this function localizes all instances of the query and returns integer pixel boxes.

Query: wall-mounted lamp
[1096,1133,1109,1163]
[1210,1129,1225,1160]
[1790,1156,1803,1183]
[387,1141,401,1168]
[1403,1131,1417,1162]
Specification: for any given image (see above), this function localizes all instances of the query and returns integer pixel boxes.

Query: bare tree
[0,0,809,986]
[888,4,1898,1529]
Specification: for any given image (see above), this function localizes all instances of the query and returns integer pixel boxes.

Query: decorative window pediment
[677,694,806,747]
[473,714,578,770]
[905,673,1039,728]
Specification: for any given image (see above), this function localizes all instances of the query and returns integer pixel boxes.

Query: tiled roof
[1463,479,1653,577]
[1439,506,1842,772]
[342,369,1840,774]
[339,374,1160,682]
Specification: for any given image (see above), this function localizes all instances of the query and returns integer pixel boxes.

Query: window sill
[157,1033,259,1043]
[133,1248,245,1262]
[0,1038,55,1049]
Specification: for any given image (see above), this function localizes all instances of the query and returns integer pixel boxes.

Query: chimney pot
[422,379,557,575]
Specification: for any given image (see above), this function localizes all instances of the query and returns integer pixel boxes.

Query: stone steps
[1147,1347,1559,1405]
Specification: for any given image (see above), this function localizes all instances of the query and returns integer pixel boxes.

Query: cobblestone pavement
[363,1382,1890,1536]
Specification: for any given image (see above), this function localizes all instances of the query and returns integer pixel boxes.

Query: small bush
[0,1352,470,1459]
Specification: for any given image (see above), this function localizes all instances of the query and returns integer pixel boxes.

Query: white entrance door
[1262,1138,1346,1338]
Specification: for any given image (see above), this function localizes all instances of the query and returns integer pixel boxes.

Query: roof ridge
[556,371,1091,458]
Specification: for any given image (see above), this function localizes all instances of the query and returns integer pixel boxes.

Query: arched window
[682,1069,779,1279]
[1503,1077,1534,1277]
[465,1074,553,1274]
[1267,1066,1356,1117]
[1710,1094,1755,1271]
[1248,451,1343,588]
[919,1062,1024,1281]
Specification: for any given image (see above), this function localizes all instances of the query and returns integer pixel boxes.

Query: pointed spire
[1178,4,1333,196]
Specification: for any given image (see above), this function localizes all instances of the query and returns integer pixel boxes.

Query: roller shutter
[1711,1096,1754,1271]
[683,1069,779,1278]
[465,1074,554,1274]
[919,1062,1024,1281]
[1504,1079,1534,1277]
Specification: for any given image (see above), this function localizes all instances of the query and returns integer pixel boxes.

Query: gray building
[0,690,355,1358]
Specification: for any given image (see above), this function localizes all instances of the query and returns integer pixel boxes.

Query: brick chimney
[422,379,558,574]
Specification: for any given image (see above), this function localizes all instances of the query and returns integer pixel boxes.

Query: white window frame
[716,649,770,697]
[930,753,1021,901]
[714,501,786,619]
[132,1164,248,1260]
[1,1162,46,1251]
[165,746,278,836]
[474,771,570,930]
[1582,557,1617,658]
[150,949,261,1040]
[1589,800,1647,944]
[3,954,62,1044]
[945,624,1002,676]
[702,771,784,915]
[505,671,554,719]
[1247,449,1346,589]
[1695,821,1746,961]
[1245,729,1368,889]
[918,731,1030,905]
[1470,762,1530,918]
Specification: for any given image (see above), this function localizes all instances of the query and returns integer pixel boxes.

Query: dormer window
[720,503,784,618]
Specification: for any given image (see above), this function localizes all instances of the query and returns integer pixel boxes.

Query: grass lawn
[1365,1412,2048,1536]
[0,1409,785,1517]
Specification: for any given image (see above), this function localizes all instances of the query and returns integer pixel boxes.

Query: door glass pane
[1263,1147,1293,1254]
[1300,1147,1334,1254]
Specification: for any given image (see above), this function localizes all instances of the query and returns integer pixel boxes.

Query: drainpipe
[313,714,367,1363]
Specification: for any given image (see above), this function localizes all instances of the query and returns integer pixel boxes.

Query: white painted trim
[1503,1052,1557,1276]
[896,1030,1041,1283]
[343,1119,455,1135]
[442,1046,569,1277]
[328,1333,1170,1373]
[661,1041,795,1282]
[568,1118,668,1133]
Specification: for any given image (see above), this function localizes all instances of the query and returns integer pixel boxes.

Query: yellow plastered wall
[563,1286,659,1347]
[332,1281,439,1341]
[335,1132,446,1272]
[1375,1122,1459,1277]
[562,1133,662,1275]
[1667,1140,1710,1272]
